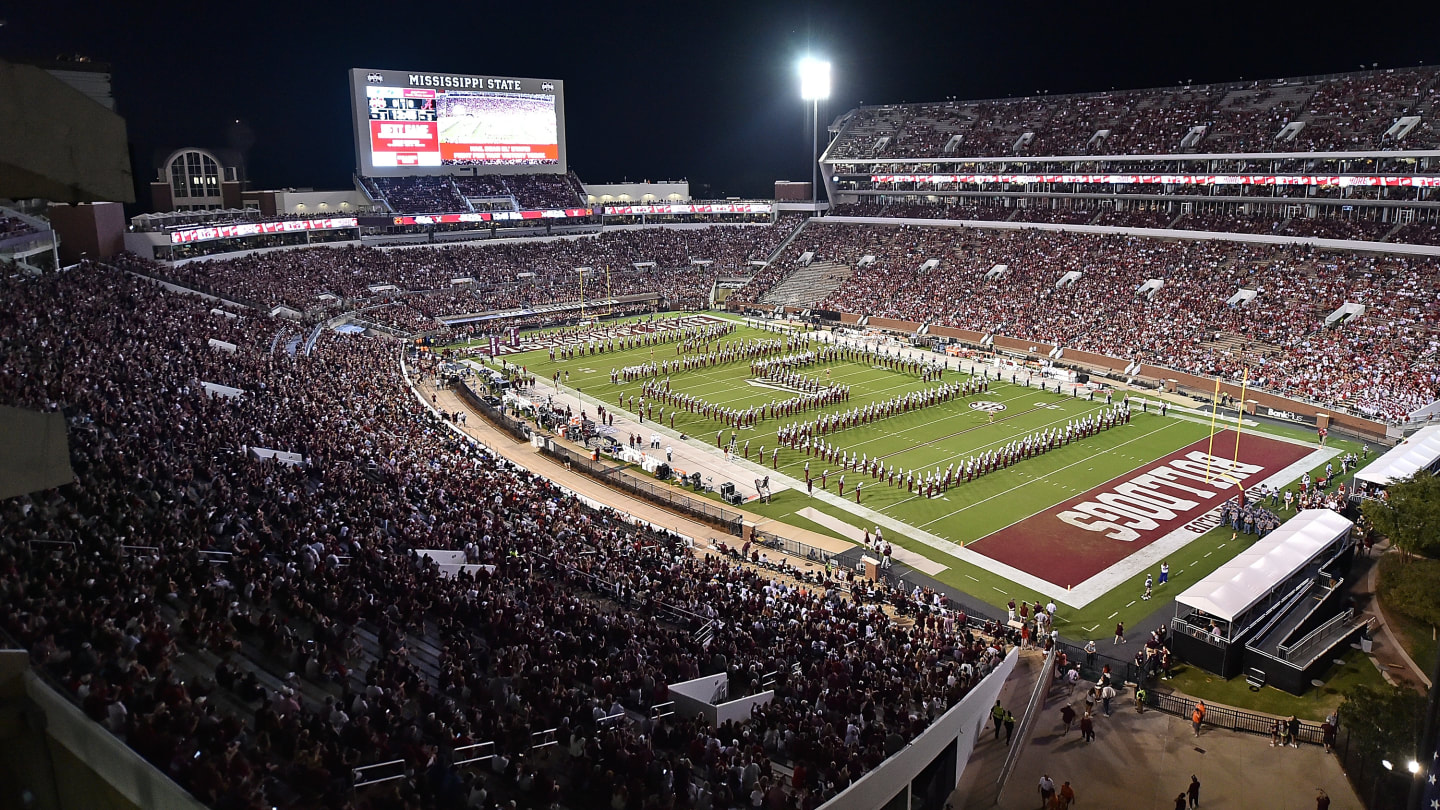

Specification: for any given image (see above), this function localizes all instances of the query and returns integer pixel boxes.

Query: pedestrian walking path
[953,671,1361,810]
[792,506,947,574]
[414,376,854,560]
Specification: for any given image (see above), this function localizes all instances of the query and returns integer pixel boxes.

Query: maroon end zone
[967,430,1313,587]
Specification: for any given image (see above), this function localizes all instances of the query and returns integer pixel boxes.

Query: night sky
[5,0,1439,202]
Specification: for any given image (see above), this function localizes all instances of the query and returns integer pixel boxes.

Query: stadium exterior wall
[816,647,1019,810]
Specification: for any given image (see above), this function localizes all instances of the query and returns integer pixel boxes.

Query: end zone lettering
[1055,453,1266,542]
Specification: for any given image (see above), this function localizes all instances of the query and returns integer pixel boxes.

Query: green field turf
[452,314,1371,637]
[493,319,1209,545]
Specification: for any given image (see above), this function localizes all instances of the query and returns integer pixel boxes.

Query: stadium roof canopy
[1175,509,1352,623]
[1355,425,1440,488]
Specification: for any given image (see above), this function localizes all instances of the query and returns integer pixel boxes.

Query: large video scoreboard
[349,68,566,177]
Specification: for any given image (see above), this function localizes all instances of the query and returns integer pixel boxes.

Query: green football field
[452,313,1367,633]
[485,318,1210,545]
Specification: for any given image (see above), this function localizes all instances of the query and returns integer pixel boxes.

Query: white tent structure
[1175,509,1352,628]
[1354,425,1440,488]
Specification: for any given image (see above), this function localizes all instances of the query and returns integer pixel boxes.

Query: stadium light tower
[799,57,831,206]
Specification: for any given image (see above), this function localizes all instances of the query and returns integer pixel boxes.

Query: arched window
[167,150,223,207]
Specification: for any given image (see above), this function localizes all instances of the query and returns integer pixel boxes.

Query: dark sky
[6,0,1440,201]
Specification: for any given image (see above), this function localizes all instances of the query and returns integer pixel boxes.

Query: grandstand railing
[994,646,1057,794]
[452,380,533,443]
[0,627,211,809]
[1053,639,1145,686]
[750,528,845,567]
[537,440,745,534]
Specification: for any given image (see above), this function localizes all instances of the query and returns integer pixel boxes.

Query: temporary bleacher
[1171,509,1361,691]
[1354,425,1440,488]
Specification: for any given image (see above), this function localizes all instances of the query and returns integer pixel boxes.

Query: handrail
[1243,577,1316,642]
[994,647,1057,801]
[453,740,496,767]
[1169,615,1232,647]
[1279,609,1362,664]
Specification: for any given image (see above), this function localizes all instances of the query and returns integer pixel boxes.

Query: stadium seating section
[1,261,1010,810]
[11,61,1440,810]
[827,202,1426,245]
[0,215,40,239]
[365,172,588,214]
[153,219,805,319]
[731,223,1440,421]
[826,67,1440,159]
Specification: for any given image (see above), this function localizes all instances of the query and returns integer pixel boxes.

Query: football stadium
[2,7,1440,810]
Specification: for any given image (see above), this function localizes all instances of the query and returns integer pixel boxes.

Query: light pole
[799,57,831,207]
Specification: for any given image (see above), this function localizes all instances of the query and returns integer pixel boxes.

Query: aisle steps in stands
[1198,331,1285,359]
[757,216,810,268]
[759,260,855,307]
[157,598,335,715]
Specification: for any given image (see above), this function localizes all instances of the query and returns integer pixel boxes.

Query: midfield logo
[969,401,1007,412]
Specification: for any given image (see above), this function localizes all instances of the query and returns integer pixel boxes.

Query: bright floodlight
[799,57,831,100]
[1408,759,1421,774]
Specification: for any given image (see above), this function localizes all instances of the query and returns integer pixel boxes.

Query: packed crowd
[828,201,1429,244]
[825,66,1440,160]
[0,263,1012,810]
[737,223,1440,420]
[502,173,586,210]
[1,215,42,239]
[365,173,585,214]
[141,219,805,318]
[366,176,468,214]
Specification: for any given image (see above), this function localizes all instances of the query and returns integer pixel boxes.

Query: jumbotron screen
[349,68,566,176]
